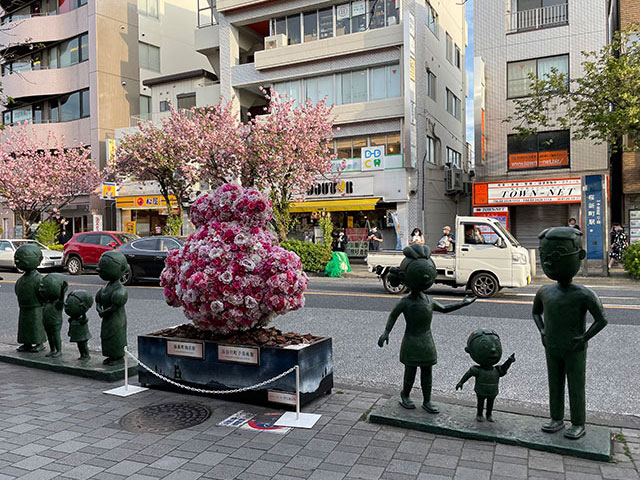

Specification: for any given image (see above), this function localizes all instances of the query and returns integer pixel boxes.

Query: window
[507,130,570,170]
[455,45,461,69]
[336,4,351,36]
[80,89,89,117]
[132,238,159,250]
[318,8,333,39]
[351,69,368,103]
[351,1,366,33]
[140,95,151,114]
[426,2,438,36]
[177,93,196,110]
[352,136,367,158]
[427,136,436,163]
[507,54,568,98]
[304,74,334,105]
[60,37,79,68]
[2,32,89,75]
[446,32,453,64]
[287,14,301,45]
[303,11,318,42]
[198,0,215,27]
[139,42,160,71]
[385,0,399,26]
[138,0,159,18]
[446,147,461,167]
[427,70,436,101]
[446,89,461,119]
[2,89,88,126]
[387,133,401,154]
[79,33,89,62]
[369,0,385,29]
[159,100,170,112]
[333,132,402,161]
[336,138,353,158]
[99,234,116,246]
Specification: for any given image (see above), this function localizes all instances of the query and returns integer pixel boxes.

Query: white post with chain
[274,365,321,429]
[104,347,148,397]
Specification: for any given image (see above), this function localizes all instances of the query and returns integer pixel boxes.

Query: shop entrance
[511,204,570,251]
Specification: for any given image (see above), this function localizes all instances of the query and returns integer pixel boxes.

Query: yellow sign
[347,216,354,228]
[101,182,117,200]
[125,221,136,234]
[116,195,178,210]
[107,139,117,164]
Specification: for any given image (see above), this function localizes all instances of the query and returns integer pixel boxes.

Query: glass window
[351,0,366,32]
[427,136,436,163]
[317,74,334,105]
[198,0,214,27]
[427,70,436,100]
[305,77,318,104]
[447,147,461,166]
[31,53,41,70]
[369,66,386,100]
[12,58,30,73]
[426,2,438,36]
[12,106,32,124]
[161,238,181,251]
[455,45,461,68]
[274,17,286,35]
[79,33,89,62]
[319,8,333,39]
[352,136,367,158]
[537,54,568,82]
[139,42,160,71]
[177,93,196,110]
[140,95,151,114]
[99,234,117,246]
[83,234,101,245]
[287,15,301,45]
[370,134,386,147]
[387,64,401,97]
[336,3,350,36]
[507,55,567,98]
[48,46,58,69]
[337,72,351,104]
[3,111,11,125]
[80,89,90,117]
[369,0,385,30]
[351,69,367,103]
[60,37,79,68]
[336,138,352,158]
[33,104,43,124]
[138,0,158,17]
[446,33,453,63]
[60,91,80,122]
[48,99,59,123]
[387,133,401,155]
[159,100,170,112]
[446,89,460,119]
[386,0,399,26]
[133,238,159,250]
[303,11,318,42]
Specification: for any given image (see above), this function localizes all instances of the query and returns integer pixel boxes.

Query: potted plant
[137,184,333,407]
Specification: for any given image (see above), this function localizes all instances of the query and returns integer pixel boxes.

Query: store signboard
[361,146,385,171]
[630,210,640,244]
[473,178,581,206]
[336,3,349,20]
[473,207,509,243]
[92,214,103,231]
[100,182,117,200]
[585,175,604,260]
[307,177,373,199]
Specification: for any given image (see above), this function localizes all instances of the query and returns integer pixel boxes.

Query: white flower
[235,232,248,246]
[240,258,256,271]
[220,271,233,284]
[245,296,258,309]
[210,300,224,313]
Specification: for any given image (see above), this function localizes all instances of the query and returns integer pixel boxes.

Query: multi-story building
[0,0,210,238]
[194,0,470,250]
[474,0,610,271]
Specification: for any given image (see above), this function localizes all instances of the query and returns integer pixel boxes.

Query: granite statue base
[0,343,137,382]
[369,396,611,462]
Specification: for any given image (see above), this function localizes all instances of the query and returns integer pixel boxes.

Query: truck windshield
[494,222,521,247]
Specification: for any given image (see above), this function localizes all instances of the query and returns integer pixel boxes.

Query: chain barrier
[124,348,297,395]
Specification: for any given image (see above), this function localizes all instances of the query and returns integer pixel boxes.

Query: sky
[465,0,474,161]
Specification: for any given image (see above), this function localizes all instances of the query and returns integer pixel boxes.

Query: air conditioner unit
[445,166,463,194]
[265,34,286,50]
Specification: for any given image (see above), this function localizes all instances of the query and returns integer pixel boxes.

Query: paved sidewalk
[0,361,639,480]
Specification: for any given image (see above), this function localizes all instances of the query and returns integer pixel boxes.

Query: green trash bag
[324,252,352,277]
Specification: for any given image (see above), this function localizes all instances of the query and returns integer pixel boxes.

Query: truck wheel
[469,272,499,298]
[382,273,408,294]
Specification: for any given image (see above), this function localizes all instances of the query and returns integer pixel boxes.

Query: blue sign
[585,175,604,260]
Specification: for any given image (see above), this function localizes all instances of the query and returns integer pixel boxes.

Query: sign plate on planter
[167,341,204,359]
[218,345,259,365]
[268,390,297,406]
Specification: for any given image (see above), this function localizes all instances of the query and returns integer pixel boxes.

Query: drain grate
[119,402,212,433]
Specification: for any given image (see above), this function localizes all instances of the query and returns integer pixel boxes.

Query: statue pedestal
[0,343,137,382]
[369,396,611,462]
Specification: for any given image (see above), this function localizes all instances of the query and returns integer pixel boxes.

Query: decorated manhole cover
[119,402,212,433]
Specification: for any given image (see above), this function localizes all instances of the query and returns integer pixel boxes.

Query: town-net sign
[474,178,581,206]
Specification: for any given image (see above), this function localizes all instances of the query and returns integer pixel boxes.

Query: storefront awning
[290,197,381,213]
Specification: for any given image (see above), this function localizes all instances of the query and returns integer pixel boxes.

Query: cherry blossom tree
[0,123,101,237]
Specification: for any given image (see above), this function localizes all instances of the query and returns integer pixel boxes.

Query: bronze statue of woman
[378,244,475,413]
[95,251,129,365]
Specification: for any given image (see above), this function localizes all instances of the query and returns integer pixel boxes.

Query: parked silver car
[0,239,64,271]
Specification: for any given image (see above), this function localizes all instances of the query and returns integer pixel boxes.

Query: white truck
[366,216,533,297]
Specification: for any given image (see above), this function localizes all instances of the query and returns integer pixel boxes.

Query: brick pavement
[0,361,639,480]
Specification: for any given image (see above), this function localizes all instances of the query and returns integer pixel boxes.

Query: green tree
[506,29,640,151]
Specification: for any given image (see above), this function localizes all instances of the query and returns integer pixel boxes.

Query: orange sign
[473,183,489,206]
[508,153,538,170]
[538,150,569,168]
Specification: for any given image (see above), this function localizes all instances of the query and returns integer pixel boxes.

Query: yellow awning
[290,197,381,213]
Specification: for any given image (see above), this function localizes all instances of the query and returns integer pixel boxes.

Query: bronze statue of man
[14,244,46,352]
[534,227,607,439]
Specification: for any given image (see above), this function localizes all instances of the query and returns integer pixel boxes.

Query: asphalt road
[1,271,639,420]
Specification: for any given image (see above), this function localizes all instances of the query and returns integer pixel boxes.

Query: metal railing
[506,3,568,34]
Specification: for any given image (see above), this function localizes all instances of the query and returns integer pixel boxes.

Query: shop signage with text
[361,146,385,171]
[508,150,569,170]
[306,176,374,198]
[473,178,581,206]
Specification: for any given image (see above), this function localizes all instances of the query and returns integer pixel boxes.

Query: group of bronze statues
[379,227,607,440]
[14,244,129,365]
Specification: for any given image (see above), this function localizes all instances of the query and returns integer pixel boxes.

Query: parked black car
[118,236,183,285]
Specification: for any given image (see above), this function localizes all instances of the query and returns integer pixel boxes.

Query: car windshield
[115,234,139,244]
[494,222,521,247]
[12,240,47,250]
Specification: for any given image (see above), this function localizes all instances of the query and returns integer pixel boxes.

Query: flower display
[161,184,308,334]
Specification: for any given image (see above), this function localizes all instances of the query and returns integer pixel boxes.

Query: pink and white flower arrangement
[160,184,308,334]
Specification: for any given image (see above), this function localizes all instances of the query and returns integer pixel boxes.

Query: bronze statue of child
[456,328,515,422]
[39,273,68,357]
[65,290,93,360]
[534,227,607,439]
[96,251,129,365]
[14,244,46,352]
[378,244,476,413]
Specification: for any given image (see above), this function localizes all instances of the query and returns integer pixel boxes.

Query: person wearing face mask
[437,225,455,253]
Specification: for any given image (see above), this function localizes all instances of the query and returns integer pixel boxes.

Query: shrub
[35,220,60,246]
[47,244,64,251]
[281,239,332,273]
[622,242,640,280]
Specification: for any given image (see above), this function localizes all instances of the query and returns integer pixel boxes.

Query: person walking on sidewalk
[608,223,628,269]
[409,228,424,245]
[367,226,383,251]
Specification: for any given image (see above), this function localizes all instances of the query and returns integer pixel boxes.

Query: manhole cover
[119,402,212,433]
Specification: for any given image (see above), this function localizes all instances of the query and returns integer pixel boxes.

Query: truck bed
[366,250,457,283]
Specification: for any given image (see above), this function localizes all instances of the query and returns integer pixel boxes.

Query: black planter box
[137,333,333,408]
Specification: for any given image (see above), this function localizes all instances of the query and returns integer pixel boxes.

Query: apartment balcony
[0,5,88,49]
[129,111,170,127]
[2,61,89,99]
[506,3,568,34]
[11,117,92,148]
[216,0,269,13]
[195,23,219,55]
[255,24,403,71]
[332,97,403,125]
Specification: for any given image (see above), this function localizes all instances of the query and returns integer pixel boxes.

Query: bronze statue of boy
[534,227,607,439]
[378,244,475,413]
[96,251,129,365]
[65,290,93,360]
[14,244,46,352]
[456,328,515,422]
[39,273,68,357]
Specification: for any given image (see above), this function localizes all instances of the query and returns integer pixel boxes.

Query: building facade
[0,0,209,238]
[195,0,470,251]
[474,0,610,270]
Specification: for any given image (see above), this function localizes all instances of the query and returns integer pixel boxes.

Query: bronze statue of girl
[378,244,475,412]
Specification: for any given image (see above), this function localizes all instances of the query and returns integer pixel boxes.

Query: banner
[390,211,402,250]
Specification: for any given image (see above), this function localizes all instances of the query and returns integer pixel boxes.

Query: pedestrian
[333,230,349,252]
[608,223,628,268]
[437,225,455,252]
[409,228,424,245]
[367,225,383,251]
[568,218,581,231]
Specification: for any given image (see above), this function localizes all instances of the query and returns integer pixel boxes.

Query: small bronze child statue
[378,244,475,413]
[534,227,607,440]
[39,273,68,357]
[96,251,129,365]
[14,244,46,352]
[65,290,93,360]
[456,329,515,422]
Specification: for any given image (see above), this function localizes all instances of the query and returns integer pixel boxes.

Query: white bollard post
[124,347,129,392]
[103,346,148,397]
[275,364,321,429]
[295,365,300,420]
